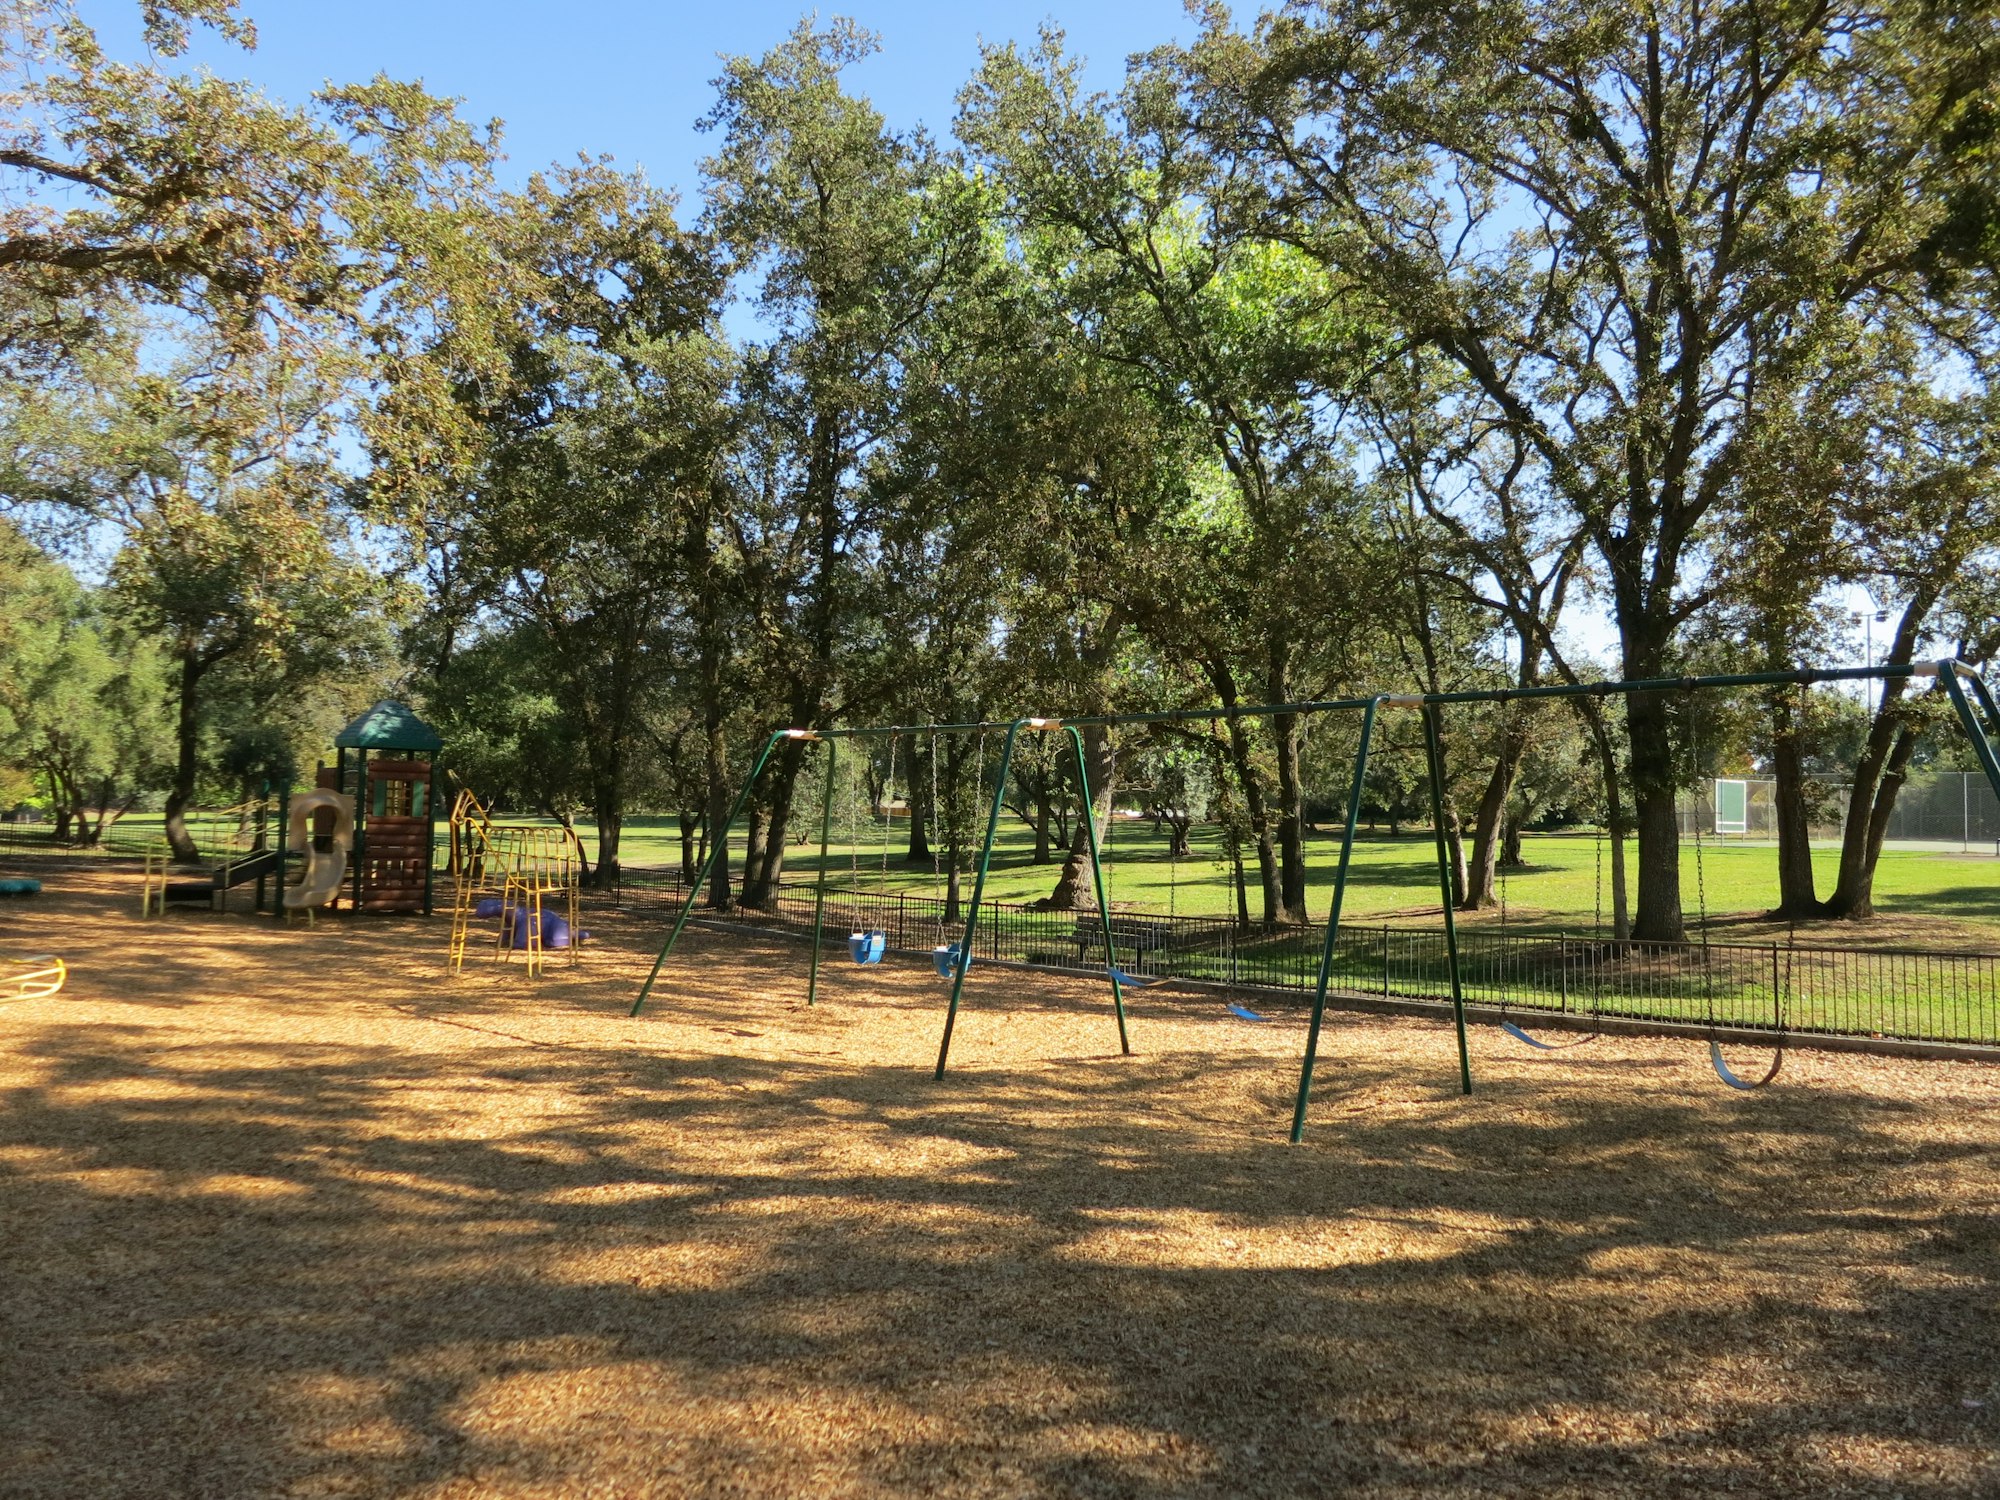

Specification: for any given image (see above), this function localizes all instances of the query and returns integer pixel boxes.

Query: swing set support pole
[805,736,838,1008]
[1290,697,1380,1143]
[1067,724,1132,1056]
[935,719,1025,1079]
[1422,703,1475,1095]
[630,729,793,1018]
[1940,662,2000,807]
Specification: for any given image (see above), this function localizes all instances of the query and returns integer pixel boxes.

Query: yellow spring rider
[1,952,65,1001]
[1,874,65,1000]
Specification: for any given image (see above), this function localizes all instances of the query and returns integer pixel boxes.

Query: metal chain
[881,733,897,897]
[1686,690,1716,1026]
[930,732,947,941]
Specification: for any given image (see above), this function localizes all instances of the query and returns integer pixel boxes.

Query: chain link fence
[1680,772,2000,849]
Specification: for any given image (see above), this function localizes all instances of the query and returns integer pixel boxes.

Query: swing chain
[931,730,946,941]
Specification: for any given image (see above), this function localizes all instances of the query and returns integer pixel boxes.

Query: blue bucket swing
[924,730,974,983]
[846,734,898,967]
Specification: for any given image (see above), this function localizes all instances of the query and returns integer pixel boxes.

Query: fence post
[1382,925,1390,999]
[1559,933,1568,1013]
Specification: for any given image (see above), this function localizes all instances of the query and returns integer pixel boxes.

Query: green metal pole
[1067,724,1132,1056]
[630,730,790,1018]
[1290,697,1380,1143]
[1422,703,1474,1095]
[805,737,838,1008]
[1942,664,2000,805]
[934,719,1024,1079]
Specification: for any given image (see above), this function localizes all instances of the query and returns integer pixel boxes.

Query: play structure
[447,785,584,978]
[138,700,443,920]
[322,701,442,914]
[140,792,293,916]
[630,660,2000,1141]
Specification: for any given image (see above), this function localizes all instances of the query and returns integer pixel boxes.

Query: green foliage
[0,521,172,838]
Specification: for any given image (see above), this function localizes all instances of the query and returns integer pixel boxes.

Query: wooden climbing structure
[327,701,443,915]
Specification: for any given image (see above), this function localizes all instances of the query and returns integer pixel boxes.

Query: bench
[1072,913,1176,966]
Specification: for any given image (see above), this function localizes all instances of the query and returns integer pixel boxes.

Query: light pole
[1852,605,1890,712]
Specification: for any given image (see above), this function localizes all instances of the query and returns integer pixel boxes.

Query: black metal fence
[621,873,2000,1049]
[0,814,248,863]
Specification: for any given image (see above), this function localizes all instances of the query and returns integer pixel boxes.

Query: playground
[1,865,1996,1497]
[8,3,2000,1493]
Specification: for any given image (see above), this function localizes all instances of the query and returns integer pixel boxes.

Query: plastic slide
[284,790,354,909]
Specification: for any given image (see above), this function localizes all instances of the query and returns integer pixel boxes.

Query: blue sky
[88,1,1200,198]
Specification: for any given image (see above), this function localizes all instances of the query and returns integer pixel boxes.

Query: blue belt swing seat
[849,930,886,964]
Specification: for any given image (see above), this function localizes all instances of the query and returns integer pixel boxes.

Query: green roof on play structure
[333,700,443,753]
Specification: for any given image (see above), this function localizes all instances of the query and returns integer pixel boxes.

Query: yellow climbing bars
[446,787,583,978]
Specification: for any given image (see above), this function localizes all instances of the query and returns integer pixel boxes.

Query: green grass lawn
[15,805,1996,942]
[608,814,2000,942]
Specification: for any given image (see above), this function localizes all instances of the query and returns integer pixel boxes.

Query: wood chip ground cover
[1,867,1995,1497]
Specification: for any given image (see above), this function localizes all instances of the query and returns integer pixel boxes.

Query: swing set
[629,659,2000,1142]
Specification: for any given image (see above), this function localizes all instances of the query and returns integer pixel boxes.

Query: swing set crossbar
[628,660,2000,1141]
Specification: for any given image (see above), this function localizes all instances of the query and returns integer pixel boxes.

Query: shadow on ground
[0,869,1995,1497]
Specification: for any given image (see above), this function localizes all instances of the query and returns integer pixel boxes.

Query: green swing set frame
[630,659,2000,1143]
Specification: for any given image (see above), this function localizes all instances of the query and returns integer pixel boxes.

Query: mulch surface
[2,866,1997,1498]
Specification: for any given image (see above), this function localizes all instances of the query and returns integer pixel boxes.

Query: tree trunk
[49,796,73,843]
[1444,811,1468,909]
[162,644,205,862]
[1460,737,1521,910]
[1271,706,1308,924]
[1570,697,1632,939]
[1826,601,1933,918]
[1826,718,1922,919]
[745,739,803,908]
[1624,687,1685,941]
[1214,710,1283,927]
[1039,726,1113,910]
[587,789,619,889]
[741,802,769,909]
[704,723,732,910]
[584,724,623,888]
[679,809,699,885]
[1767,695,1823,919]
[1032,778,1052,864]
[906,745,932,863]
